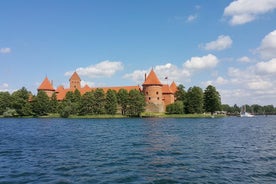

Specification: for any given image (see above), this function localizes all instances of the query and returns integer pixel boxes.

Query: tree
[117,89,129,115]
[166,101,184,114]
[93,88,106,114]
[203,85,221,115]
[11,87,33,116]
[49,92,58,113]
[64,90,81,115]
[185,86,204,114]
[263,105,274,114]
[251,104,263,114]
[58,101,72,118]
[0,92,12,115]
[127,89,146,117]
[105,89,118,115]
[175,84,186,102]
[79,91,95,115]
[32,90,50,116]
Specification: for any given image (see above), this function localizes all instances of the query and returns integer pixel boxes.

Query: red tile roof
[91,86,141,93]
[143,69,162,86]
[37,77,55,91]
[80,84,91,94]
[162,84,173,94]
[70,72,81,81]
[170,81,177,93]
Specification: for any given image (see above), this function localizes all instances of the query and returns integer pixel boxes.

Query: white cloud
[202,61,276,105]
[237,56,250,63]
[0,47,11,54]
[224,0,276,25]
[124,62,192,85]
[202,35,233,51]
[201,76,228,88]
[123,69,148,84]
[0,83,9,92]
[247,80,273,90]
[81,80,95,87]
[65,60,123,78]
[183,54,219,70]
[255,58,276,75]
[186,14,197,22]
[257,30,276,59]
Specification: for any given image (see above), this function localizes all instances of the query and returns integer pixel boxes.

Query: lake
[0,116,275,183]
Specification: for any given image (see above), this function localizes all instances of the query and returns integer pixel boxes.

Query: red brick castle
[38,69,177,113]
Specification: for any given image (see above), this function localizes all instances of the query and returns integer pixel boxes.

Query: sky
[1,0,276,106]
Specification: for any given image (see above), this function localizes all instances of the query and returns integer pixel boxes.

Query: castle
[37,69,178,113]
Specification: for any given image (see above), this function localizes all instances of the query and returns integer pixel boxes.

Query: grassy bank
[141,112,225,118]
[0,113,226,119]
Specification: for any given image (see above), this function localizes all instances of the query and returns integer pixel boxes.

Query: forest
[0,85,275,118]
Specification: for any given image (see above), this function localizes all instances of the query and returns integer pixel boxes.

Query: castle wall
[143,85,164,113]
[163,93,175,107]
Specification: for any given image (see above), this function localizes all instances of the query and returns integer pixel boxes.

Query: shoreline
[0,113,226,119]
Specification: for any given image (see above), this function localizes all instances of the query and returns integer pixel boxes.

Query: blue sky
[1,0,276,106]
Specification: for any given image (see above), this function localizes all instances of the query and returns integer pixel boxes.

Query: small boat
[240,105,254,117]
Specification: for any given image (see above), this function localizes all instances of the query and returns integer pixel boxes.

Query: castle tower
[170,81,177,93]
[37,77,55,97]
[70,72,81,90]
[142,69,164,113]
[162,84,175,106]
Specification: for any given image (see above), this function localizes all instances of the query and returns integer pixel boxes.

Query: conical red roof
[38,77,55,91]
[142,69,162,86]
[170,81,177,93]
[70,72,81,81]
[162,84,173,94]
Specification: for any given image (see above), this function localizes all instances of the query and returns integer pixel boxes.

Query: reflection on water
[0,116,275,183]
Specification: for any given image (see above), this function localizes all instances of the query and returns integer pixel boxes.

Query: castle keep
[38,69,177,112]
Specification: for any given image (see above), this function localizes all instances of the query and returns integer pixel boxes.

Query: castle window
[149,97,151,100]
[146,92,148,95]
[157,97,159,100]
[156,91,159,95]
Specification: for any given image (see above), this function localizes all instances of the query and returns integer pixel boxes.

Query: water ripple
[0,117,275,183]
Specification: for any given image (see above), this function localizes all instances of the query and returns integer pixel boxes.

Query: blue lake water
[0,116,275,183]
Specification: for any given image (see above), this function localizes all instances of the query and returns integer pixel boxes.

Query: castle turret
[142,69,164,112]
[69,72,81,90]
[37,77,55,97]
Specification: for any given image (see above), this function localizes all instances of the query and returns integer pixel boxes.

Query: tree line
[221,104,276,115]
[0,87,145,118]
[166,85,222,115]
[1,85,275,117]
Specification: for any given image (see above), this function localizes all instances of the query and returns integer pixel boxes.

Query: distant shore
[0,113,226,119]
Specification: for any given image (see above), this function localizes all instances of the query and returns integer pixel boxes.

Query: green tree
[58,101,72,118]
[203,85,221,115]
[49,92,58,113]
[79,91,95,115]
[105,89,118,115]
[175,84,186,102]
[263,105,274,114]
[11,87,33,116]
[93,88,106,114]
[251,104,262,114]
[185,86,204,114]
[32,90,50,116]
[74,89,81,102]
[64,90,81,115]
[0,92,12,115]
[127,89,146,117]
[117,89,129,115]
[166,101,184,114]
